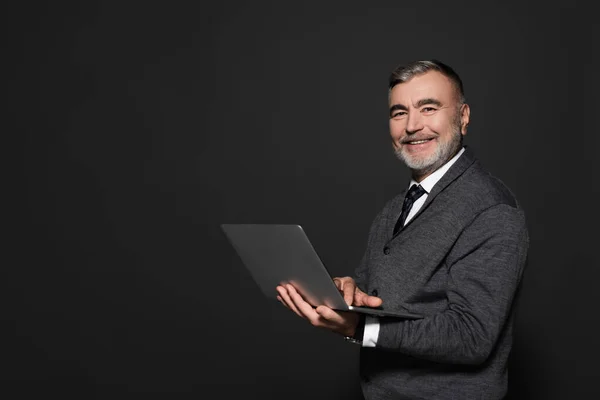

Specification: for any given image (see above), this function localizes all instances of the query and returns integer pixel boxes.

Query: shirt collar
[409,147,466,193]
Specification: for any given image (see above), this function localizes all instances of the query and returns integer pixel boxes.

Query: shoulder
[455,161,522,211]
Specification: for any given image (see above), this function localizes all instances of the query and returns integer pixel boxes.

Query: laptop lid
[221,224,422,319]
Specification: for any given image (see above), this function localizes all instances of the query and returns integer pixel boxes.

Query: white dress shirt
[362,147,466,347]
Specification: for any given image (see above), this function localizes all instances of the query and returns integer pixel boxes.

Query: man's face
[388,70,470,180]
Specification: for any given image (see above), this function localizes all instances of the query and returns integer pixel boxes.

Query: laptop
[221,224,422,319]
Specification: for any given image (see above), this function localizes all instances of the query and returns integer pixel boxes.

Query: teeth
[409,140,429,144]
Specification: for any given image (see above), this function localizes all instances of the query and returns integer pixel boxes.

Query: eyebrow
[389,98,443,116]
[415,98,443,108]
[389,104,408,116]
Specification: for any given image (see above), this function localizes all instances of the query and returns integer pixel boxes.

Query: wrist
[353,313,366,340]
[344,313,365,344]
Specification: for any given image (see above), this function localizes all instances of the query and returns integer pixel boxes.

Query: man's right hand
[332,276,383,308]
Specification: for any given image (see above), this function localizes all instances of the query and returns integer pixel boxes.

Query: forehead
[389,70,458,105]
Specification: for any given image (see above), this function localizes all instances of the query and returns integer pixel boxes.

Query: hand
[332,276,383,308]
[276,284,360,337]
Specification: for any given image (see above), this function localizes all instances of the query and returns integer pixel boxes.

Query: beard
[394,114,463,177]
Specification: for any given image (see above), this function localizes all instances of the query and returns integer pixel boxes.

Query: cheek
[389,120,404,140]
[426,114,453,134]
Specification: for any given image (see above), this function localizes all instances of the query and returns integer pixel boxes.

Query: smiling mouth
[404,138,435,145]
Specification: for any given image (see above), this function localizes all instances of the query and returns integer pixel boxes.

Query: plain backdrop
[7,0,599,398]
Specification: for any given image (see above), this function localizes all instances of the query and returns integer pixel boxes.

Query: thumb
[355,289,383,307]
[365,296,383,308]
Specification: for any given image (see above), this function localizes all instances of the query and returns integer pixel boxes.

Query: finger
[354,289,383,307]
[334,277,356,306]
[276,295,289,309]
[333,277,342,289]
[314,307,345,331]
[353,288,368,306]
[286,284,320,320]
[276,286,303,318]
[365,295,383,307]
[342,280,356,306]
[315,305,345,325]
[316,307,360,336]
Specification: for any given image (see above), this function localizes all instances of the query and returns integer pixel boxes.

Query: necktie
[393,184,427,235]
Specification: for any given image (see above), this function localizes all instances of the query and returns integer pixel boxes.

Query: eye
[422,107,437,113]
[391,111,407,119]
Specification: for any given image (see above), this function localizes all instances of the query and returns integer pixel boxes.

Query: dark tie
[393,184,427,235]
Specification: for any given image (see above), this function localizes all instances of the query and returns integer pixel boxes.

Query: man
[276,60,528,399]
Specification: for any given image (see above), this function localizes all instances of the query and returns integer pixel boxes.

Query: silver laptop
[221,224,422,319]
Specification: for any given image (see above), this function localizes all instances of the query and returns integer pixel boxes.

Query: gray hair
[388,60,466,104]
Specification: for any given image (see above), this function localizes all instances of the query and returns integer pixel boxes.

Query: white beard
[394,128,462,175]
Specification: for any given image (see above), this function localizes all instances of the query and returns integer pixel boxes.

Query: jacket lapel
[393,147,477,236]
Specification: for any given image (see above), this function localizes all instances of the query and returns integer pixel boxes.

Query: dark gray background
[7,0,599,398]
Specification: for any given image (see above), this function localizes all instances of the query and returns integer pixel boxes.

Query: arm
[354,208,388,346]
[355,207,387,291]
[376,204,529,365]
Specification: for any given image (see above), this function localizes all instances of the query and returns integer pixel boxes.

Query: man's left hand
[276,284,360,337]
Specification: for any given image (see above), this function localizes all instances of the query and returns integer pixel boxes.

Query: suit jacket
[355,148,529,400]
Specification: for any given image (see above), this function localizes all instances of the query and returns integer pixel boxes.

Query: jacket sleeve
[354,207,387,291]
[375,204,529,365]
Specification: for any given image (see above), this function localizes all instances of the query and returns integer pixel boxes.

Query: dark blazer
[355,148,529,400]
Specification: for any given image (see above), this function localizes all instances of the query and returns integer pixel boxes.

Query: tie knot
[406,184,426,201]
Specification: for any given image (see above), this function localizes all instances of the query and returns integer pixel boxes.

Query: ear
[460,104,470,135]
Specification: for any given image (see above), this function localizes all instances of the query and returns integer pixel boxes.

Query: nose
[405,111,423,134]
